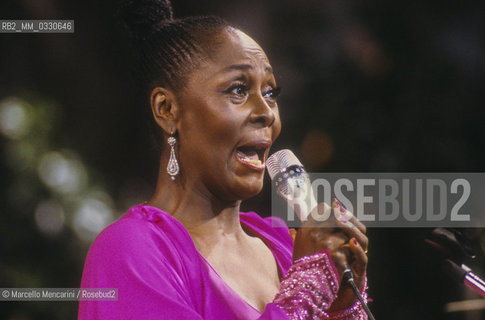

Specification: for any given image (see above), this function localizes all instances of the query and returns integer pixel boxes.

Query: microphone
[425,228,485,297]
[266,149,316,221]
[268,150,376,317]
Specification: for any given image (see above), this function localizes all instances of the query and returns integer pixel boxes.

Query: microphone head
[425,228,476,264]
[266,149,303,180]
[266,149,315,221]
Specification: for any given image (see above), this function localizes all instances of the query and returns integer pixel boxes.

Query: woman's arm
[269,250,368,319]
[265,201,369,319]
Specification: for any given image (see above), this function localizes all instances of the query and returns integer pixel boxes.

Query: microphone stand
[343,266,376,320]
[443,259,485,298]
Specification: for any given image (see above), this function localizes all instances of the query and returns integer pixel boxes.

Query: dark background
[1,0,485,319]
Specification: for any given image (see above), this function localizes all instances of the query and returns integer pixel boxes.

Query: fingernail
[333,208,347,223]
[335,198,346,213]
[353,238,358,246]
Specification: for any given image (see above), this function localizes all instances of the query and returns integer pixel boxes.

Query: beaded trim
[273,251,368,319]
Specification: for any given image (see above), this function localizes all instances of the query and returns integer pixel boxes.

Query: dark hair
[118,0,231,93]
[118,0,233,154]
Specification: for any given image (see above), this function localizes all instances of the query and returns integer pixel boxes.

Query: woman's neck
[147,167,248,252]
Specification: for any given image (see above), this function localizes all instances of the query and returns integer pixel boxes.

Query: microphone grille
[266,149,303,180]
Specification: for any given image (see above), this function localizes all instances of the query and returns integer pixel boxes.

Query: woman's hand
[292,200,368,312]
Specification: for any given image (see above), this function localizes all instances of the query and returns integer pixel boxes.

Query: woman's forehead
[203,29,272,74]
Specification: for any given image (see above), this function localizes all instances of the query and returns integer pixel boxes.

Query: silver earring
[166,133,179,180]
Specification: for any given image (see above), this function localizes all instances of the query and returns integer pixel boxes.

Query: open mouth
[235,143,268,170]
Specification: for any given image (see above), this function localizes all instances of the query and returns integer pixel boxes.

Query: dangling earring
[166,132,179,180]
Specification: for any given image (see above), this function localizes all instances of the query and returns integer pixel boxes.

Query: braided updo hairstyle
[118,0,232,92]
[118,0,234,151]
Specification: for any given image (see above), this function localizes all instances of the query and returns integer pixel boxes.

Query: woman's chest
[203,238,281,312]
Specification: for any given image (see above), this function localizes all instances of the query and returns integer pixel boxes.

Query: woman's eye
[263,87,281,100]
[227,84,249,97]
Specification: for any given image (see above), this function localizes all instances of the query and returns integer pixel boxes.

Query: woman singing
[79,0,369,318]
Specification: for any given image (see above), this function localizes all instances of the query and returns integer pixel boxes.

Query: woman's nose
[248,95,275,127]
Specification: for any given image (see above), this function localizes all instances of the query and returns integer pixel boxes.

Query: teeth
[248,159,262,166]
[241,157,262,166]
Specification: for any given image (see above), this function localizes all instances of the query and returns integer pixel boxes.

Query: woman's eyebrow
[208,63,274,80]
[220,63,273,74]
[222,63,253,73]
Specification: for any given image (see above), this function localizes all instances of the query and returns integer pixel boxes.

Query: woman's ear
[150,87,180,133]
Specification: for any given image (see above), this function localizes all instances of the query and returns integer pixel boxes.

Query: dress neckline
[138,203,286,315]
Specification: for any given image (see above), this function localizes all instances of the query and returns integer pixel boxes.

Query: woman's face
[175,28,281,202]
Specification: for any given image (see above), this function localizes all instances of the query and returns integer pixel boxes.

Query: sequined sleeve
[272,250,368,319]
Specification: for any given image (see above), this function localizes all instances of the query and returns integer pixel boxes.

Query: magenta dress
[78,204,367,319]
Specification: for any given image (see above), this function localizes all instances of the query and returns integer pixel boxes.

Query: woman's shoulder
[85,204,196,266]
[91,204,169,247]
[80,205,203,313]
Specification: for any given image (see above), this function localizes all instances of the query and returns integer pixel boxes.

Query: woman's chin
[231,177,264,200]
[219,161,265,200]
